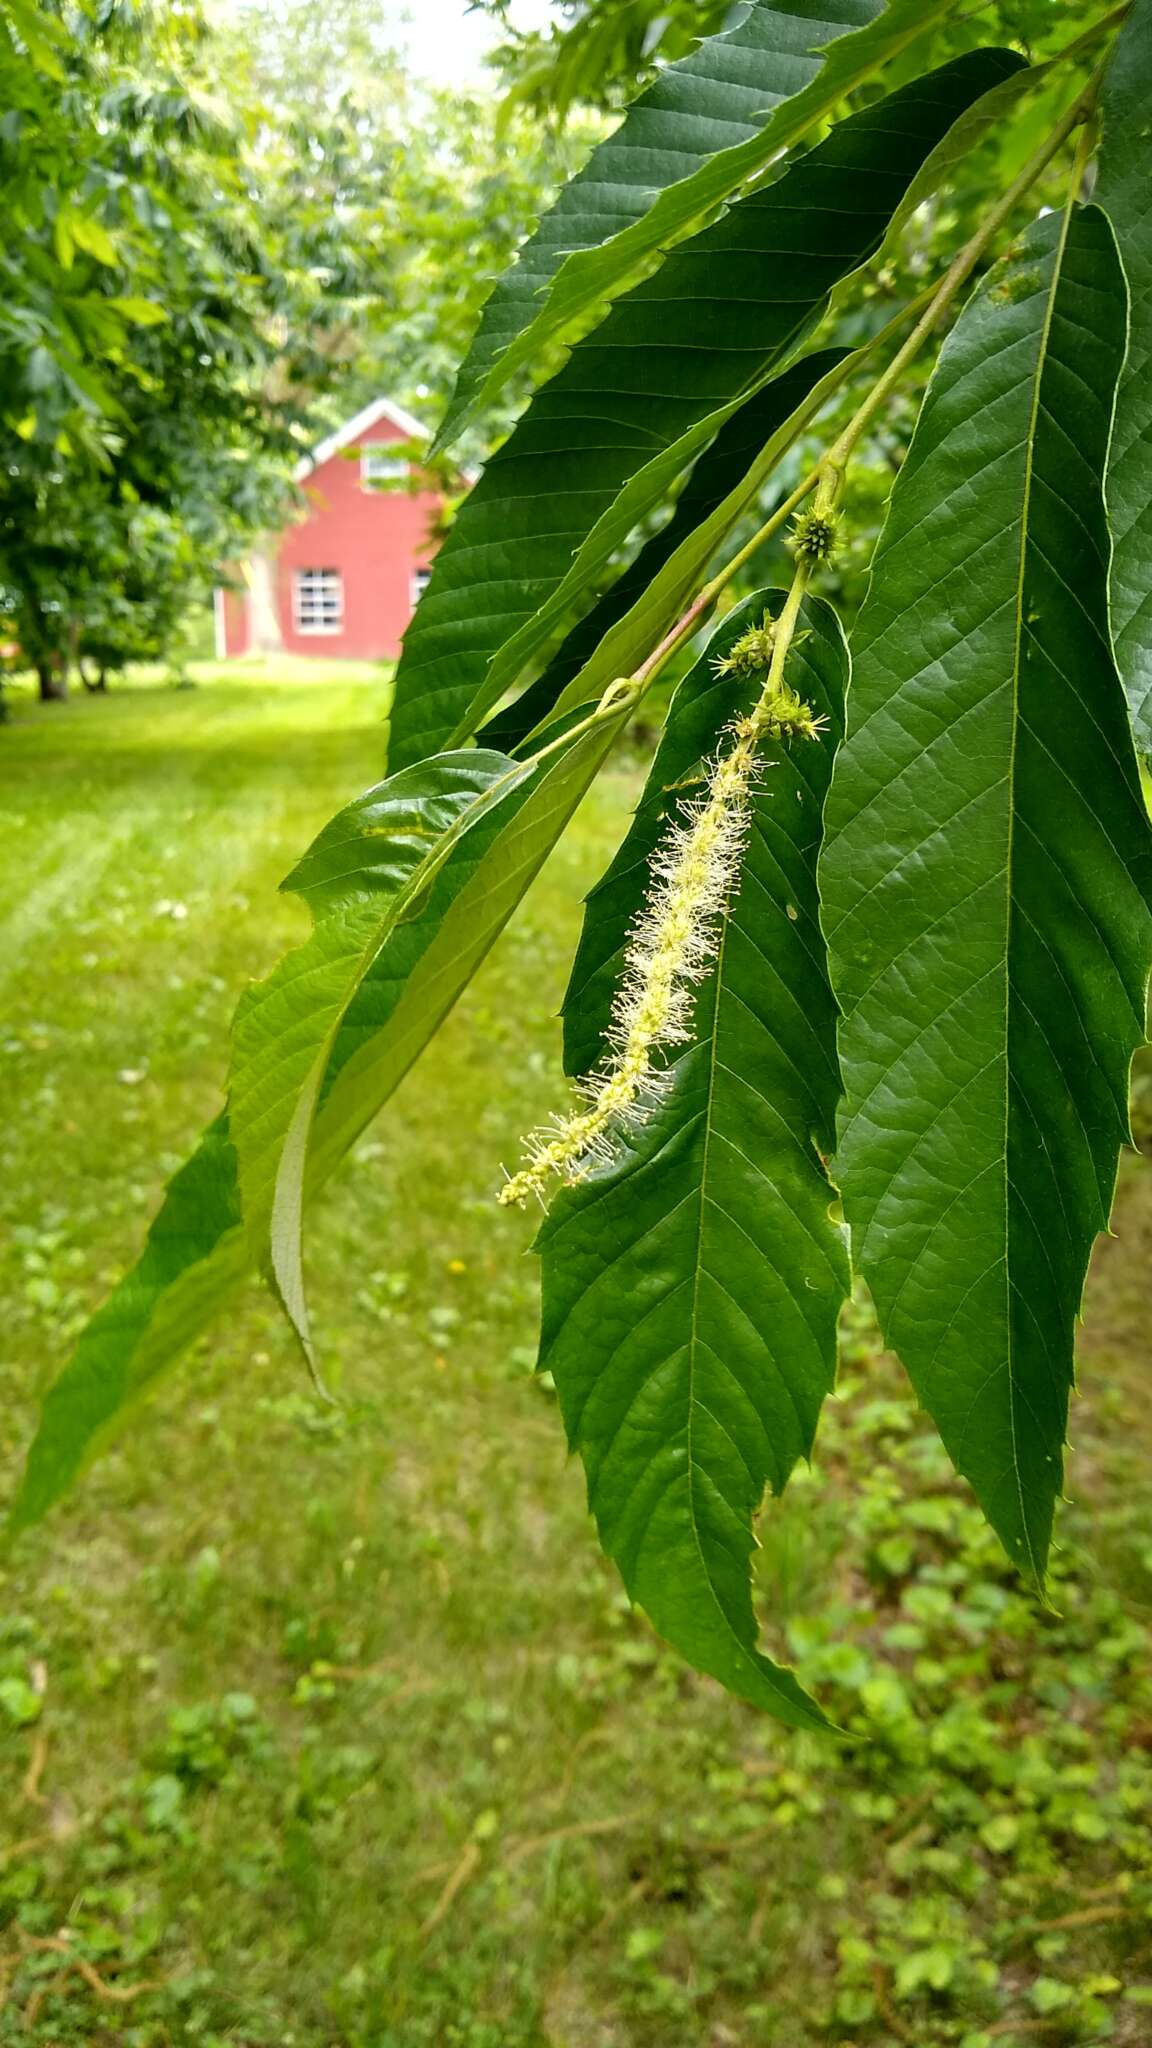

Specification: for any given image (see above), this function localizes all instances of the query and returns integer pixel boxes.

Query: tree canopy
[0,0,578,695]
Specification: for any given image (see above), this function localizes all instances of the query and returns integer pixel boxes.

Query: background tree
[0,0,580,697]
[483,0,733,115]
[218,0,592,436]
[0,0,336,696]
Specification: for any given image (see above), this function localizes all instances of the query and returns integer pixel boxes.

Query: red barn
[215,396,444,663]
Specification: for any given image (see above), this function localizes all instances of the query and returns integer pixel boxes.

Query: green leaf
[1096,0,1152,752]
[436,0,967,456]
[108,296,169,327]
[821,202,1152,1582]
[389,48,1020,773]
[10,1115,248,1532]
[229,753,526,1272]
[480,348,849,754]
[545,345,873,734]
[67,212,119,266]
[306,712,629,1193]
[535,592,849,1727]
[459,41,1031,756]
[232,716,631,1359]
[432,0,883,457]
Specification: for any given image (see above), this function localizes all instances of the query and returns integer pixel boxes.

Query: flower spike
[499,622,826,1209]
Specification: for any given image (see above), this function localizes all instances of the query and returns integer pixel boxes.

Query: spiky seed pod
[749,684,827,744]
[712,615,776,680]
[790,509,839,563]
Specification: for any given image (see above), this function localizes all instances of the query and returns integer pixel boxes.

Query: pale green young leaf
[535,593,848,1727]
[108,296,169,327]
[67,213,119,265]
[232,719,631,1359]
[1096,0,1152,752]
[389,48,1019,772]
[821,203,1152,1582]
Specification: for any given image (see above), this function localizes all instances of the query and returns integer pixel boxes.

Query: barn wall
[220,584,250,659]
[277,423,440,661]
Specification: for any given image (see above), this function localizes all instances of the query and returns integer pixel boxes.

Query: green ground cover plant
[0,672,1151,2043]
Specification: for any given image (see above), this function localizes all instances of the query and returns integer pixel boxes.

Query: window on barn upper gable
[294,568,343,635]
[361,445,408,490]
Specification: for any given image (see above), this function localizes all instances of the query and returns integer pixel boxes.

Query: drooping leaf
[1097,0,1152,753]
[10,1115,247,1532]
[232,715,632,1357]
[821,202,1152,1583]
[480,348,849,754]
[389,48,1021,774]
[229,753,529,1272]
[16,714,632,1527]
[544,344,876,733]
[435,0,958,456]
[306,713,629,1190]
[525,40,1049,746]
[535,592,849,1728]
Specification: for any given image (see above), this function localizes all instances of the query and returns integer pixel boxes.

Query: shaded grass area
[0,669,1150,2047]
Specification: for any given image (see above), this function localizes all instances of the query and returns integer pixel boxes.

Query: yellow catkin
[498,648,824,1209]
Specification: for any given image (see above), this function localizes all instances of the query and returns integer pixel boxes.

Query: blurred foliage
[219,0,592,436]
[480,0,1115,115]
[484,0,736,117]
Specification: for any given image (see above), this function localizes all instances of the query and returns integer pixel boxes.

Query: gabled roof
[295,395,428,483]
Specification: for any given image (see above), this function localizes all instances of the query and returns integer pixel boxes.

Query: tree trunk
[36,660,67,703]
[81,659,107,694]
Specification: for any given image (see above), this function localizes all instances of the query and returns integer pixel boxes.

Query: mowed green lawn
[1,666,1151,2048]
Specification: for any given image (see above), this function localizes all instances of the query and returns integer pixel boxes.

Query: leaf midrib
[682,826,789,1673]
[1002,182,1077,1585]
[267,752,533,1340]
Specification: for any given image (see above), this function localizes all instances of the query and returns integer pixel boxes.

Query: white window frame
[410,567,433,611]
[361,445,408,491]
[294,567,343,636]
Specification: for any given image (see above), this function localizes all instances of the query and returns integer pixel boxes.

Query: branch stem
[630,282,937,690]
[819,77,1093,479]
[754,558,813,718]
[1048,1,1130,72]
[632,72,1095,697]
